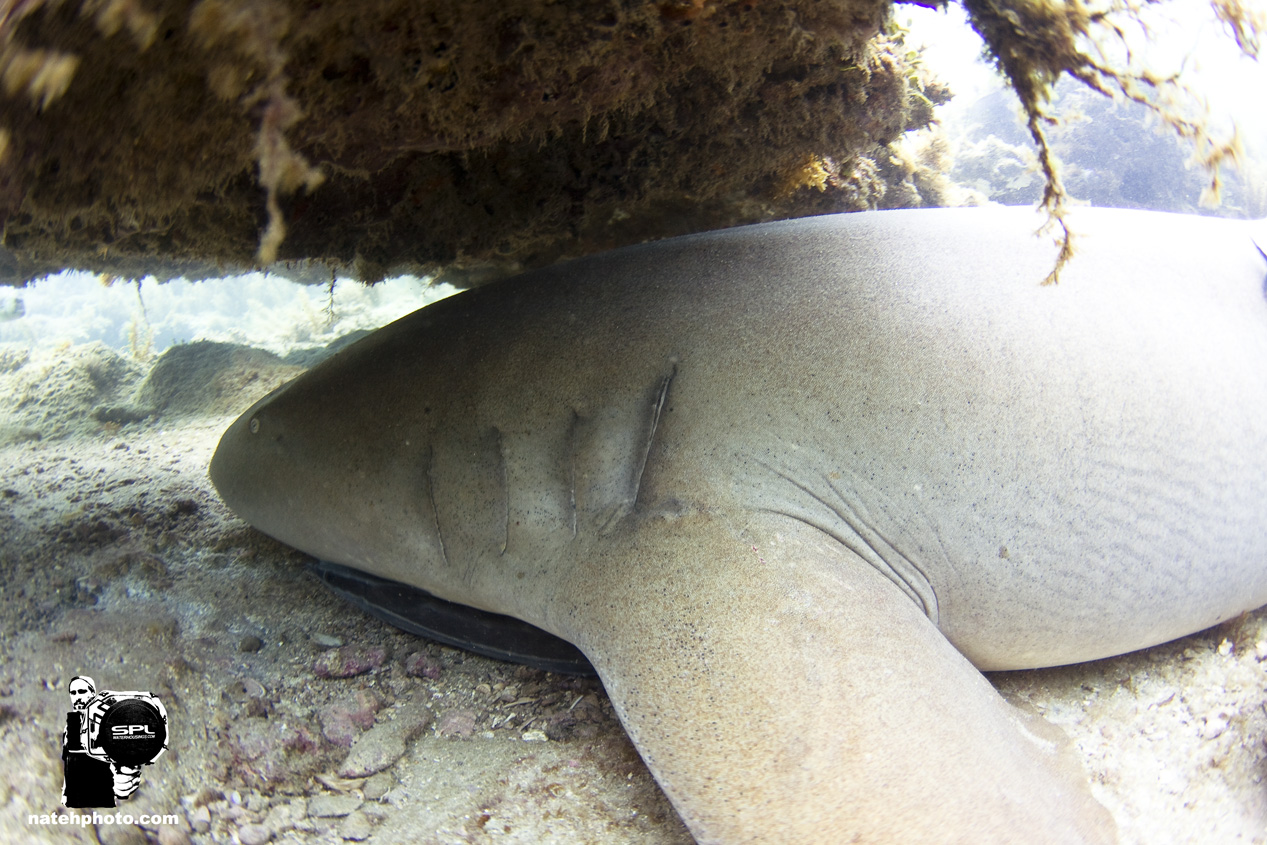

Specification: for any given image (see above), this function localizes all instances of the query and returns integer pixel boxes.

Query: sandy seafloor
[1,321,1266,844]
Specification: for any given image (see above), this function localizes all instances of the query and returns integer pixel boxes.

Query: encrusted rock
[313,645,388,679]
[338,700,433,778]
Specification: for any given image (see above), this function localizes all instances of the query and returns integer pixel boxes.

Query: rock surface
[0,0,948,284]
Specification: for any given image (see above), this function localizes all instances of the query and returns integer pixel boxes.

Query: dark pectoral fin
[310,561,595,675]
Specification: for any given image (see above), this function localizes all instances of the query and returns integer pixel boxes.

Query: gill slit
[633,365,676,509]
[423,444,449,569]
[567,411,579,538]
[495,426,508,556]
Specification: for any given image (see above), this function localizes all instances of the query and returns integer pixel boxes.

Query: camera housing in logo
[88,692,168,768]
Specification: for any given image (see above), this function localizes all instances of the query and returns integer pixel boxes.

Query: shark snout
[209,404,268,525]
[210,376,302,537]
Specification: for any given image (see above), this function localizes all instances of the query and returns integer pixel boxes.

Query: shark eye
[249,417,260,435]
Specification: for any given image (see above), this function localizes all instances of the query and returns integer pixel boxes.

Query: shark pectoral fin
[559,514,1116,844]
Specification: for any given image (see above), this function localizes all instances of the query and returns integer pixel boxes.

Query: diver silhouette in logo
[61,676,168,808]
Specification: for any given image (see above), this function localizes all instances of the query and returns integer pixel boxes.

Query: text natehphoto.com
[29,811,182,827]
